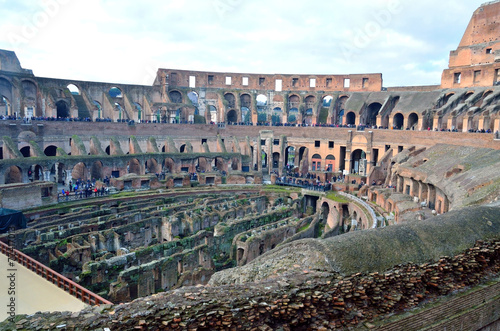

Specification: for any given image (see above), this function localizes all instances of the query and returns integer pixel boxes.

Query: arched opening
[298,146,309,174]
[393,113,404,129]
[320,202,330,223]
[93,100,102,118]
[323,95,333,107]
[72,162,88,180]
[231,157,239,171]
[346,111,356,125]
[272,107,282,125]
[56,100,70,118]
[145,158,160,174]
[227,109,238,123]
[168,90,182,103]
[20,146,31,157]
[408,113,418,129]
[5,166,22,184]
[319,96,333,124]
[44,145,58,157]
[224,93,236,109]
[208,105,217,124]
[196,157,208,172]
[105,146,110,155]
[22,80,37,117]
[215,157,225,172]
[127,159,141,175]
[256,94,267,123]
[133,102,142,122]
[0,78,13,116]
[311,154,322,171]
[303,95,316,125]
[288,94,300,124]
[365,103,382,126]
[272,152,280,169]
[187,91,198,104]
[1,96,12,117]
[240,94,251,123]
[442,93,454,106]
[335,96,349,124]
[351,149,366,175]
[325,155,335,172]
[28,164,44,181]
[90,161,103,180]
[179,144,187,153]
[109,87,123,98]
[285,146,295,167]
[51,163,65,184]
[67,84,80,95]
[164,158,175,173]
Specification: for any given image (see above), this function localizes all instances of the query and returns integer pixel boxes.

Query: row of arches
[3,156,240,185]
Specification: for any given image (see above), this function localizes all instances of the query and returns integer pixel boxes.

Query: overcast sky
[0,0,488,87]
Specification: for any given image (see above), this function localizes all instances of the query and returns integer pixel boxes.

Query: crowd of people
[1,115,498,135]
[58,178,109,202]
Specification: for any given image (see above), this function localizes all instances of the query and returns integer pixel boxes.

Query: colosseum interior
[0,1,500,330]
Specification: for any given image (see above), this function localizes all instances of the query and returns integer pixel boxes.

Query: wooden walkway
[0,253,87,322]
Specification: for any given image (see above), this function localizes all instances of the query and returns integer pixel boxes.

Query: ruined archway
[127,158,141,175]
[365,103,382,127]
[272,107,282,125]
[145,158,160,174]
[72,162,88,181]
[227,109,238,123]
[28,164,44,181]
[5,166,22,184]
[51,163,65,184]
[224,93,236,109]
[90,161,103,180]
[56,100,70,118]
[164,158,175,173]
[208,105,217,124]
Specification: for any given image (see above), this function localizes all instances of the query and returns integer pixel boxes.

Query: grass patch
[326,192,350,203]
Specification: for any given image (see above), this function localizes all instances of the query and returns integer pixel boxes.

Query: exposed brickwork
[3,240,499,330]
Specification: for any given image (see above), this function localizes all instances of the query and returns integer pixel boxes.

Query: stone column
[433,115,441,130]
[44,171,51,182]
[462,116,472,132]
[66,169,73,184]
[493,118,500,133]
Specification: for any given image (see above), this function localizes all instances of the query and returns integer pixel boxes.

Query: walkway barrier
[0,240,112,306]
[335,191,378,228]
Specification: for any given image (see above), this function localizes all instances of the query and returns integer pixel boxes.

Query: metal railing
[0,240,112,306]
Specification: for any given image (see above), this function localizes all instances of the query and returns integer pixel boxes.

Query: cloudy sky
[0,0,487,87]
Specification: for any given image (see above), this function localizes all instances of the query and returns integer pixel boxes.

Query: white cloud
[0,0,488,87]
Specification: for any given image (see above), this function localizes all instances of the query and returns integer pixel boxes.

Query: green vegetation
[326,192,350,203]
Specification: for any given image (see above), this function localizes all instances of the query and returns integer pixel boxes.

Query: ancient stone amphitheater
[0,2,500,330]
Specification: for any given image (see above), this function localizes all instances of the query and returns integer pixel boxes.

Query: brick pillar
[493,117,500,133]
[462,116,472,132]
[376,115,382,128]
[433,115,441,130]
